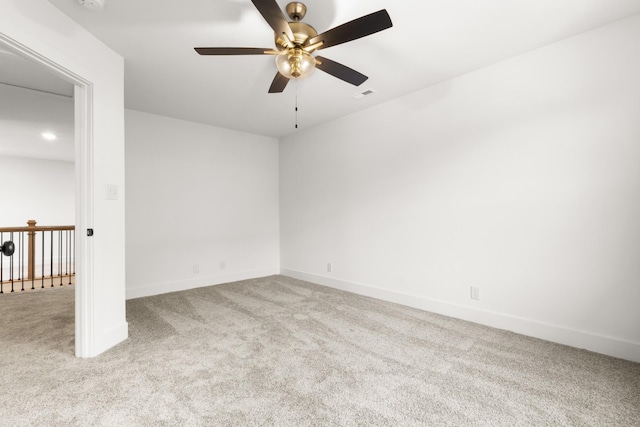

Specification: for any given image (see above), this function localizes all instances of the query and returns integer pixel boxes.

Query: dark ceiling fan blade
[308,10,392,51]
[315,56,368,86]
[195,47,272,55]
[268,72,290,93]
[251,0,295,41]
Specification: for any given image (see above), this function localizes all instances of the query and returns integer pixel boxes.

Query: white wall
[0,156,74,227]
[280,15,640,362]
[1,0,127,356]
[0,156,75,279]
[125,109,280,299]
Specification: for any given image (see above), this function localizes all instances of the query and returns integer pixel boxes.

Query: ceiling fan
[195,0,393,93]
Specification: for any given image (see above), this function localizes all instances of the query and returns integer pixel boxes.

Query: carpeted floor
[0,275,639,426]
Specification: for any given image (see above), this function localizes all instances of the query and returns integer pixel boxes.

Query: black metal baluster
[16,232,20,291]
[65,230,69,285]
[11,232,15,293]
[31,230,37,290]
[69,230,72,285]
[59,230,63,286]
[72,229,76,285]
[70,230,72,280]
[41,230,45,289]
[19,232,24,292]
[50,230,54,288]
[62,229,66,286]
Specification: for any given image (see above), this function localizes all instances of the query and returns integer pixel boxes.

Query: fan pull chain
[295,78,298,129]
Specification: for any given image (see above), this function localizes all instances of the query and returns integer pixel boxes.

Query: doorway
[0,34,93,357]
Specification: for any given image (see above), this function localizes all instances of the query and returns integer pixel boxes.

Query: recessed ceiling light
[41,132,57,141]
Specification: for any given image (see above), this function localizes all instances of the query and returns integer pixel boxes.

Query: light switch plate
[106,184,118,200]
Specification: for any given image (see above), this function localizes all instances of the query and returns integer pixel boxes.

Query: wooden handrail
[0,225,75,232]
[0,220,75,280]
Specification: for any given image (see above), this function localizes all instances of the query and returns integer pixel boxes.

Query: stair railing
[0,220,75,293]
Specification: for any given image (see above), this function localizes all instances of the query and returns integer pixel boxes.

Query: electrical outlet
[192,264,199,274]
[220,261,226,270]
[470,286,480,300]
[327,263,332,273]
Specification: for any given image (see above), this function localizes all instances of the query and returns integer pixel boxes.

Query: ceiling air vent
[352,88,377,100]
[78,0,105,11]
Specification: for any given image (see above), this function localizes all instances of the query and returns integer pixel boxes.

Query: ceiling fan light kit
[275,48,315,79]
[195,0,393,93]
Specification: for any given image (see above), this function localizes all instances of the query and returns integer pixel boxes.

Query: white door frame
[0,33,94,358]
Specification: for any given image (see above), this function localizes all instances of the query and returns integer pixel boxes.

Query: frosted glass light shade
[275,49,315,79]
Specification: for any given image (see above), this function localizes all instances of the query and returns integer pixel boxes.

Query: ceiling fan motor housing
[194,0,393,93]
[275,22,318,50]
[77,0,105,11]
[286,2,307,21]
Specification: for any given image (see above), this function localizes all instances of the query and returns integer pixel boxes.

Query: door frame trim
[0,33,95,357]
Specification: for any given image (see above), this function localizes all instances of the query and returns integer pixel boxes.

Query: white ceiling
[0,46,74,161]
[3,1,640,151]
[43,0,640,138]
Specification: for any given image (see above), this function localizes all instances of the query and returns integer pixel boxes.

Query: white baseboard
[280,268,640,364]
[85,321,129,358]
[126,268,280,300]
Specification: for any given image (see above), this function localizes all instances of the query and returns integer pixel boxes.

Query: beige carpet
[0,275,638,426]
